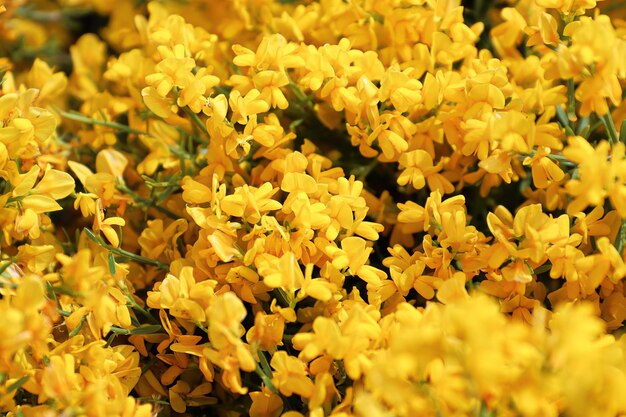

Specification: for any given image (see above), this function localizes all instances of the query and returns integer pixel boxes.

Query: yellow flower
[220,182,282,224]
[176,68,220,113]
[146,44,195,98]
[95,148,128,178]
[138,218,187,260]
[287,192,331,231]
[550,16,624,116]
[74,192,98,217]
[203,292,256,394]
[16,244,56,273]
[168,380,216,413]
[247,312,285,352]
[563,137,626,216]
[253,70,290,110]
[141,86,176,119]
[147,266,216,323]
[68,161,118,204]
[523,147,565,189]
[536,0,603,15]
[270,351,315,398]
[379,69,422,113]
[232,34,304,72]
[256,251,303,295]
[39,354,82,406]
[281,152,318,195]
[436,272,470,304]
[93,199,125,248]
[33,167,75,200]
[397,150,454,193]
[249,386,283,417]
[327,237,387,285]
[6,2,626,416]
[228,88,270,125]
[26,58,68,105]
[0,91,56,159]
[14,208,41,239]
[181,176,212,204]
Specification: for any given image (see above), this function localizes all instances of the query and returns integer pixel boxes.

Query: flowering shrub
[1,0,626,416]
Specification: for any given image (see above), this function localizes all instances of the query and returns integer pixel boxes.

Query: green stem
[84,228,169,270]
[195,321,209,334]
[0,257,16,277]
[556,105,570,128]
[116,182,179,219]
[478,401,495,417]
[579,119,604,139]
[140,356,157,374]
[254,363,279,394]
[258,350,273,378]
[576,116,589,135]
[68,314,87,337]
[615,220,626,257]
[46,282,73,316]
[52,285,81,297]
[126,293,160,325]
[601,113,619,145]
[109,326,132,335]
[273,288,293,308]
[7,375,29,393]
[108,325,163,335]
[58,109,147,136]
[59,109,196,162]
[546,153,576,168]
[113,247,168,270]
[182,106,210,143]
[620,119,626,144]
[351,157,378,179]
[566,79,576,122]
[287,74,312,108]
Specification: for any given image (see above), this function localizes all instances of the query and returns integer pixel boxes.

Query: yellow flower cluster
[1,0,626,416]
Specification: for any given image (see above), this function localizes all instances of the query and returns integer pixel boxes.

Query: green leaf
[289,118,304,130]
[532,263,552,274]
[51,285,80,297]
[83,228,100,244]
[576,116,589,135]
[57,308,72,317]
[109,324,163,335]
[108,252,116,275]
[0,259,14,277]
[615,220,626,257]
[7,375,29,392]
[600,113,619,145]
[129,324,163,334]
[105,332,117,348]
[109,326,131,335]
[69,315,87,337]
[556,105,569,128]
[479,402,494,417]
[620,119,626,144]
[57,109,147,136]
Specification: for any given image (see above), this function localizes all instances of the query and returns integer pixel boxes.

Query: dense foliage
[1,0,626,416]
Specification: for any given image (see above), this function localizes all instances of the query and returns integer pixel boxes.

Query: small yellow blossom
[93,200,125,248]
